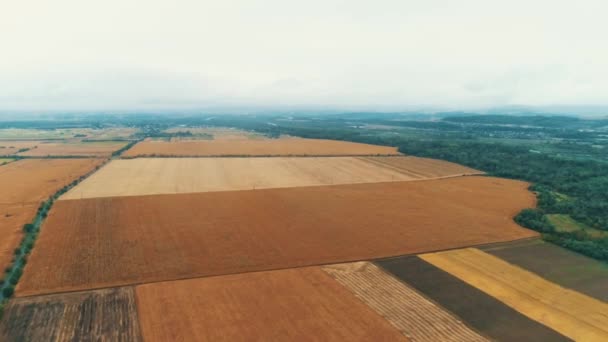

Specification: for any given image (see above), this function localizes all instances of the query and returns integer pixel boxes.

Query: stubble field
[61,156,480,199]
[18,176,537,296]
[322,261,487,341]
[122,137,400,157]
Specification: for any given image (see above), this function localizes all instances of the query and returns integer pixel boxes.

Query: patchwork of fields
[4,135,607,341]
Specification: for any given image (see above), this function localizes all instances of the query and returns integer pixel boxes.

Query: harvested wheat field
[61,157,438,200]
[421,248,608,341]
[0,287,141,341]
[19,176,536,296]
[18,141,128,157]
[360,156,483,178]
[322,262,487,341]
[377,256,571,341]
[483,240,608,302]
[135,267,405,342]
[122,137,399,157]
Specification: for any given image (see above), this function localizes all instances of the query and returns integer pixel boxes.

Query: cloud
[0,0,607,112]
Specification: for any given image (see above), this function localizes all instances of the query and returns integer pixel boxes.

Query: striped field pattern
[421,248,608,341]
[322,261,487,342]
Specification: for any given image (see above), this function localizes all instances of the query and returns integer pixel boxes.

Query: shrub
[2,287,14,298]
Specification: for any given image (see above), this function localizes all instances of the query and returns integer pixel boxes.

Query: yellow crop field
[322,262,487,342]
[420,248,608,341]
[60,156,460,199]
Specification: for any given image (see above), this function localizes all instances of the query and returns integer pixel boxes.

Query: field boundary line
[14,235,542,299]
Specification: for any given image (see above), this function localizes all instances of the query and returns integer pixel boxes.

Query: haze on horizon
[1,0,607,113]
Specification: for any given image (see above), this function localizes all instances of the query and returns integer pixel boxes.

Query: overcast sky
[1,0,607,112]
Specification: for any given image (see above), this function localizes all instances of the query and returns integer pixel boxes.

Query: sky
[1,0,607,113]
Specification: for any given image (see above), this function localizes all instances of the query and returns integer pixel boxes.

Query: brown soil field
[62,157,430,200]
[135,267,405,341]
[484,240,608,302]
[122,137,399,157]
[0,159,103,271]
[0,287,141,341]
[360,156,483,178]
[18,141,128,157]
[377,256,571,341]
[421,248,608,341]
[19,176,537,296]
[0,204,38,271]
[322,262,487,341]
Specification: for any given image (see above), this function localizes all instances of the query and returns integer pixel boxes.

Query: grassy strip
[0,160,108,318]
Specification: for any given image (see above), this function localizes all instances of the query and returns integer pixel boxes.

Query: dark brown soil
[376,256,572,342]
[0,287,141,341]
[483,240,608,302]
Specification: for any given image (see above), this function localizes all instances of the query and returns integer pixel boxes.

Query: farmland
[0,141,40,155]
[484,240,608,302]
[0,287,141,341]
[322,262,486,341]
[420,248,608,341]
[135,267,406,341]
[377,256,571,341]
[3,114,607,341]
[0,128,137,140]
[0,159,104,270]
[18,141,129,157]
[61,156,480,199]
[122,137,400,157]
[0,159,104,204]
[360,156,482,179]
[17,176,536,296]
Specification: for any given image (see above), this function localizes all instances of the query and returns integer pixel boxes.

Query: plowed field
[322,262,487,341]
[122,137,399,157]
[18,141,127,157]
[60,157,448,200]
[0,287,141,341]
[421,248,608,341]
[135,267,405,341]
[18,176,537,296]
